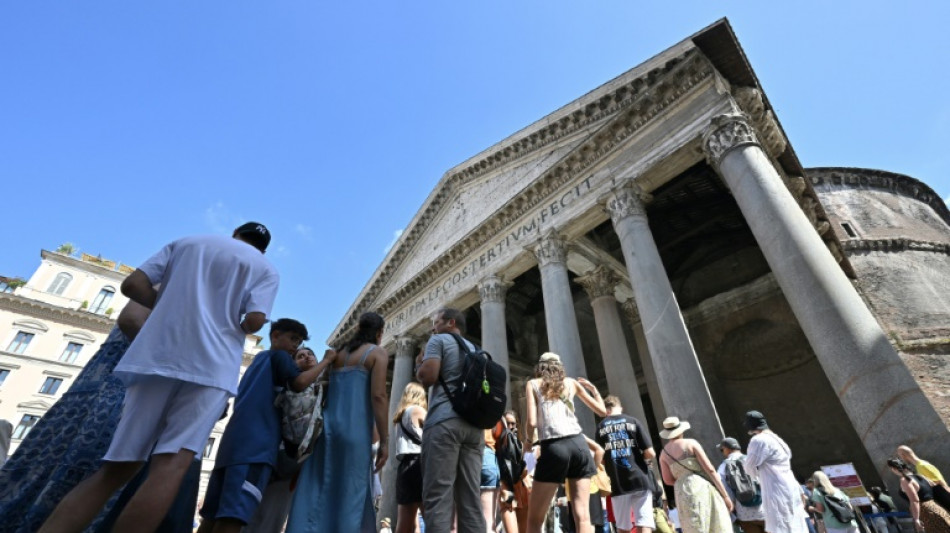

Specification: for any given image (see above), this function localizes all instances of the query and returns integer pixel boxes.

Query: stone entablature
[332,46,719,342]
[808,167,950,226]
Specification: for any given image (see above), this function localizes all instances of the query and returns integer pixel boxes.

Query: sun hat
[381,517,391,526]
[234,221,272,252]
[659,416,691,439]
[538,352,562,365]
[744,410,769,431]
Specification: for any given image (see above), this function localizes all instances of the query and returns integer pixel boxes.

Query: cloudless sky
[2,2,948,347]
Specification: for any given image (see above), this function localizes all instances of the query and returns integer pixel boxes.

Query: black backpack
[437,333,507,429]
[724,457,762,506]
[495,426,527,488]
[819,488,855,523]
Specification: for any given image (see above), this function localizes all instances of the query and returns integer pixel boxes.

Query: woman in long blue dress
[286,312,390,533]
[0,304,146,533]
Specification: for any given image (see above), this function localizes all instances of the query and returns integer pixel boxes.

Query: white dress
[744,432,809,533]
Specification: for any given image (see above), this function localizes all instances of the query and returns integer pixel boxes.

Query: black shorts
[534,434,596,484]
[396,454,423,505]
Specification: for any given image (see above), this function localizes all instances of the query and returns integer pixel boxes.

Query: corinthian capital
[479,275,513,304]
[394,334,419,358]
[576,266,618,300]
[621,298,641,326]
[702,112,760,168]
[534,229,568,266]
[605,182,652,225]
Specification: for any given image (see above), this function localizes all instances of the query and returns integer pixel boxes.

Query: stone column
[479,275,514,400]
[576,266,648,425]
[533,229,596,435]
[606,185,723,455]
[621,298,667,426]
[703,112,950,478]
[380,334,417,530]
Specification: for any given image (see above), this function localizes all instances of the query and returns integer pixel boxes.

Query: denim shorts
[481,448,500,489]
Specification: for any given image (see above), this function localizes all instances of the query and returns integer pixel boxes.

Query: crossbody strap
[400,407,422,446]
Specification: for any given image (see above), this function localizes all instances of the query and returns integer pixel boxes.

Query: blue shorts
[481,448,500,489]
[200,463,273,524]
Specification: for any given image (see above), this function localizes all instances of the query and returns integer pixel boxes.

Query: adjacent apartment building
[0,248,262,493]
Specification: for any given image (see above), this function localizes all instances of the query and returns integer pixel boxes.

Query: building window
[0,369,9,386]
[39,377,64,395]
[203,437,216,459]
[12,414,41,440]
[6,331,34,354]
[841,222,857,238]
[60,342,83,363]
[47,272,73,295]
[89,287,115,314]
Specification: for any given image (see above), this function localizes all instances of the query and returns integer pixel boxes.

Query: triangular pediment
[18,400,53,410]
[331,35,714,342]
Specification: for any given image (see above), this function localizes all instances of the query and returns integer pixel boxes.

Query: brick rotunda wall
[809,167,950,426]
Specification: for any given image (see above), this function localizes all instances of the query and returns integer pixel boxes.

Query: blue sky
[2,2,948,348]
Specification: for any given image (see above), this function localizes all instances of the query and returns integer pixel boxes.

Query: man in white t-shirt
[41,222,280,533]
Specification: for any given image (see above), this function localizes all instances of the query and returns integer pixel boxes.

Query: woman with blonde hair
[393,381,428,533]
[808,471,858,533]
[524,352,607,533]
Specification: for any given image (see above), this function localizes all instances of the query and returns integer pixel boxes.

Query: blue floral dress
[0,328,130,533]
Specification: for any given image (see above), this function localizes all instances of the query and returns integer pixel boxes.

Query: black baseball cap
[234,222,271,252]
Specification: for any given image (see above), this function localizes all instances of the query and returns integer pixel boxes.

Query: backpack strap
[400,407,422,446]
[436,334,474,402]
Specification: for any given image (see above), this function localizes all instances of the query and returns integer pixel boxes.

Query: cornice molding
[478,275,513,304]
[576,266,618,300]
[335,47,716,339]
[39,250,130,282]
[731,87,787,158]
[0,293,114,334]
[808,167,950,226]
[841,238,950,256]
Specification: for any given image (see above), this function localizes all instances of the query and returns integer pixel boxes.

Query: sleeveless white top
[532,379,582,441]
[395,405,423,459]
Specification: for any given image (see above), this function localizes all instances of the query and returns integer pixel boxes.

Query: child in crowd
[198,319,336,533]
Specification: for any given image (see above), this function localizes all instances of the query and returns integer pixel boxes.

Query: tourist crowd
[0,223,947,533]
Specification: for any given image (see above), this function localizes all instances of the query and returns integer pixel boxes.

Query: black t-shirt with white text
[595,414,653,494]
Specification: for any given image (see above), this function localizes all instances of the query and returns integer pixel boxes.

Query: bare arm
[241,311,267,334]
[416,358,441,387]
[585,435,605,466]
[116,300,151,339]
[691,440,734,513]
[902,478,922,528]
[659,453,676,486]
[369,349,390,473]
[573,378,606,417]
[289,349,336,392]
[525,380,538,445]
[121,270,158,309]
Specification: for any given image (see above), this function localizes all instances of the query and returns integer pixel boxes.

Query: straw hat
[538,352,562,365]
[381,517,391,526]
[659,416,691,439]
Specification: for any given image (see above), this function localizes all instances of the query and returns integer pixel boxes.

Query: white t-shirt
[114,235,279,395]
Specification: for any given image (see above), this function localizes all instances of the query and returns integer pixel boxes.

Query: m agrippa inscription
[387,176,595,332]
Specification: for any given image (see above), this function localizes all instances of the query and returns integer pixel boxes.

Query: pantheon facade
[330,19,950,518]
